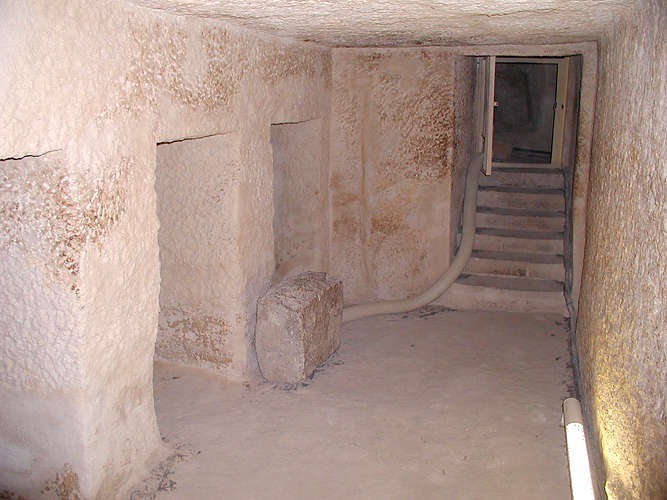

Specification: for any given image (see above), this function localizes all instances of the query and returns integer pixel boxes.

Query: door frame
[473,55,497,175]
[496,57,570,167]
[477,56,571,171]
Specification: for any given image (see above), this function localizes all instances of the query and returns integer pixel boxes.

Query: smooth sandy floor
[145,308,573,499]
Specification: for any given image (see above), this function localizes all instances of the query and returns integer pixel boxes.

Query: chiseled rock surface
[256,272,343,383]
[0,2,330,496]
[127,0,634,47]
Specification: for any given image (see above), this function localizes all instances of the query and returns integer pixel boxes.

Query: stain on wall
[158,307,233,365]
[330,48,463,303]
[576,1,666,497]
[41,463,81,499]
[0,152,130,294]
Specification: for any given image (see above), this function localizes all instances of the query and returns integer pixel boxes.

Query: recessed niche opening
[270,118,325,284]
[154,133,239,372]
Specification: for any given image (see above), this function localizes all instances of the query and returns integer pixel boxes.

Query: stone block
[256,272,343,383]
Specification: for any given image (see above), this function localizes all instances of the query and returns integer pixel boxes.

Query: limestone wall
[0,0,330,496]
[3,1,662,498]
[329,48,465,304]
[577,1,667,497]
[450,57,477,259]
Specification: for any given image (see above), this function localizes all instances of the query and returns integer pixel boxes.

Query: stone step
[479,185,563,195]
[479,170,564,190]
[477,206,565,218]
[471,249,564,264]
[492,165,563,173]
[480,168,564,189]
[456,272,563,292]
[474,230,563,254]
[477,227,564,239]
[465,251,565,281]
[453,169,568,315]
[477,189,565,211]
[491,162,557,169]
[476,211,565,231]
[435,282,568,315]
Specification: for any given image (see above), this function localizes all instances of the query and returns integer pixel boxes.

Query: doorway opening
[270,118,326,284]
[477,56,572,174]
[492,58,567,166]
[154,133,241,372]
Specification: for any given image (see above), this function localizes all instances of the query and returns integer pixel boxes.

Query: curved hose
[342,153,482,322]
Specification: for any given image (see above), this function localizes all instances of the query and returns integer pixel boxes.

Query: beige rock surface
[450,57,477,260]
[1,0,664,497]
[256,272,343,383]
[127,0,634,47]
[147,310,573,499]
[1,1,330,496]
[329,48,461,304]
[576,1,667,497]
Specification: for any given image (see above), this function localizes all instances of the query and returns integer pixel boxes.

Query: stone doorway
[154,134,245,377]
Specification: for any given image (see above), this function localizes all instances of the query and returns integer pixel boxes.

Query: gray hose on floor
[342,153,482,323]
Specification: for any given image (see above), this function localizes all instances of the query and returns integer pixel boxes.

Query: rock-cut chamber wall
[576,1,667,497]
[329,48,475,304]
[0,0,331,496]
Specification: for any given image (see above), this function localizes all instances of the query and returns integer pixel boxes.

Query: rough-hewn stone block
[256,272,343,383]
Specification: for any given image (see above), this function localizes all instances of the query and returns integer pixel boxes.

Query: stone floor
[137,308,573,499]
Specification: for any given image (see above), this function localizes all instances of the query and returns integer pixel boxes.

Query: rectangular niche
[270,118,326,283]
[155,133,242,372]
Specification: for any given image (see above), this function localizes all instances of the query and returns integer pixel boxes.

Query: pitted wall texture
[329,48,461,303]
[156,134,243,373]
[0,1,330,497]
[1,1,661,499]
[577,1,666,497]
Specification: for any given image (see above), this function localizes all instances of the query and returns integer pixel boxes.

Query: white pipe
[342,153,482,323]
[563,398,595,500]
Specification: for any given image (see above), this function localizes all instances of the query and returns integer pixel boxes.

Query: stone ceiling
[126,0,637,46]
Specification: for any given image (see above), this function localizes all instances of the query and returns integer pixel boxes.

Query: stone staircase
[438,165,568,315]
